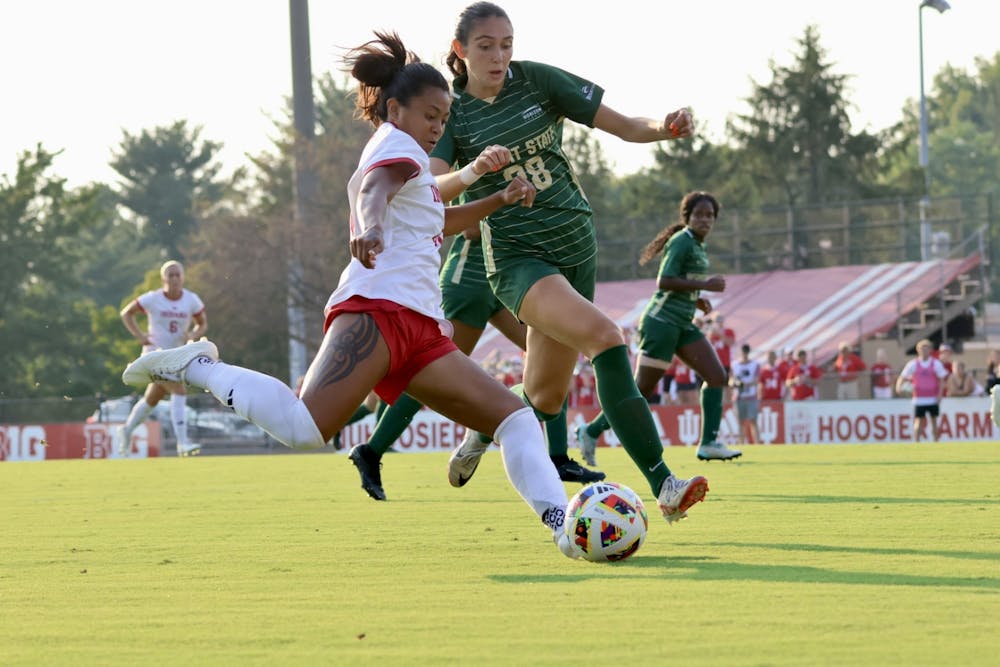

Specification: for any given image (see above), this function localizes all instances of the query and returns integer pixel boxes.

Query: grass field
[2,442,998,666]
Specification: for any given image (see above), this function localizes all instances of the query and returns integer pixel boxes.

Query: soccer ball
[565,481,648,562]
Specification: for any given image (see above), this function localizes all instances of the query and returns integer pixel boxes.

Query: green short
[488,255,597,317]
[441,279,505,330]
[637,315,704,363]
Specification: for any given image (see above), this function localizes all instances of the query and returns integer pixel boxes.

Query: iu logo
[677,409,701,446]
[757,406,779,444]
[786,407,812,444]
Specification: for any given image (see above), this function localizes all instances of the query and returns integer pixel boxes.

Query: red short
[324,296,457,404]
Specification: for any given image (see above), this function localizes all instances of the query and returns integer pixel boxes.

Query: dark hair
[639,191,721,265]
[343,31,449,126]
[446,2,511,77]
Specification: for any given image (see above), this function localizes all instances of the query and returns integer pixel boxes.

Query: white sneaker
[122,339,219,387]
[575,424,598,466]
[991,385,1000,428]
[448,428,491,487]
[116,425,132,457]
[657,474,708,524]
[177,442,201,457]
[696,441,742,461]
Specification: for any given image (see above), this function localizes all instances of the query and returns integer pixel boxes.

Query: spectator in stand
[990,350,1000,427]
[573,360,597,409]
[985,349,1000,395]
[776,348,795,398]
[870,348,895,399]
[672,359,701,405]
[758,350,785,402]
[945,360,976,397]
[708,315,736,377]
[896,339,949,442]
[935,343,955,373]
[834,342,866,400]
[935,343,955,396]
[786,349,822,401]
[730,344,760,444]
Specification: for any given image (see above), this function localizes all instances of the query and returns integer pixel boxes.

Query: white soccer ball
[565,481,648,562]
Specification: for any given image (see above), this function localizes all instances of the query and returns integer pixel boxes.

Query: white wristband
[458,162,482,186]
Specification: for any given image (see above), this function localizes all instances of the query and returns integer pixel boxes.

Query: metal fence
[597,192,996,283]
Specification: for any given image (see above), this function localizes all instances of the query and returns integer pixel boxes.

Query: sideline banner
[0,422,161,461]
[338,398,997,452]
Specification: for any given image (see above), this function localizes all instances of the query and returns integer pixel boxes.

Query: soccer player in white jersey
[119,260,207,457]
[122,32,583,558]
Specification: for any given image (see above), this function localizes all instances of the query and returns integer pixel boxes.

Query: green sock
[585,411,611,438]
[592,346,670,495]
[368,393,423,456]
[375,399,388,422]
[346,404,372,426]
[700,386,723,445]
[544,397,570,459]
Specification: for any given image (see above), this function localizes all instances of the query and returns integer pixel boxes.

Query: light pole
[918,0,949,260]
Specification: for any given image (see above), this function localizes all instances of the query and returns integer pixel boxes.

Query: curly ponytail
[344,31,448,126]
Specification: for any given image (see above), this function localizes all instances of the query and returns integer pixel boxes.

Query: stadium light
[917,0,949,260]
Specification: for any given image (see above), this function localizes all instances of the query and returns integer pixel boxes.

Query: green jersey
[440,234,488,290]
[642,229,710,327]
[431,61,605,270]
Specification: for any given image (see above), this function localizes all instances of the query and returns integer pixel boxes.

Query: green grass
[2,442,999,666]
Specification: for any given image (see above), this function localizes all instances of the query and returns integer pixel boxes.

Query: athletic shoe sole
[697,450,743,461]
[659,475,709,524]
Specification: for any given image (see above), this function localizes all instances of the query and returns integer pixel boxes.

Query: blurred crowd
[477,316,1000,406]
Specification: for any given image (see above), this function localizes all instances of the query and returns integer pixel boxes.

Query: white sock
[495,407,569,535]
[170,393,188,445]
[187,358,324,450]
[123,398,154,436]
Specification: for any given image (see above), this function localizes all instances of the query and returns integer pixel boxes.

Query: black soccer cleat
[348,444,386,501]
[554,457,606,484]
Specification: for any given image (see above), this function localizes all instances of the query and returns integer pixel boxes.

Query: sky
[2,0,998,188]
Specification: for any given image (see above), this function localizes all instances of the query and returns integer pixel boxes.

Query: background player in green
[578,192,741,463]
[348,224,606,501]
[431,1,708,524]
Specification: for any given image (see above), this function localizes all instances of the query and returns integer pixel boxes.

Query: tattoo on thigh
[318,315,379,387]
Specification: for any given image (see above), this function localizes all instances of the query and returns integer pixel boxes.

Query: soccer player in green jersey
[578,192,742,463]
[348,225,606,501]
[431,2,709,524]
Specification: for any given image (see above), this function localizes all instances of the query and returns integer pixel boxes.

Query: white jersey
[326,123,446,323]
[135,288,205,352]
[731,358,761,399]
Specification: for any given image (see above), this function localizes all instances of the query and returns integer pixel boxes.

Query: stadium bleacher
[470,255,984,365]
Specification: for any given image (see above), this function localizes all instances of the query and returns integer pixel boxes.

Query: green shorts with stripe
[636,315,704,364]
[487,255,597,317]
[439,237,504,329]
[441,278,505,329]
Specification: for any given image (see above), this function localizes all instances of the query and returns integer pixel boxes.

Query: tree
[728,25,882,208]
[110,120,225,260]
[0,147,126,398]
